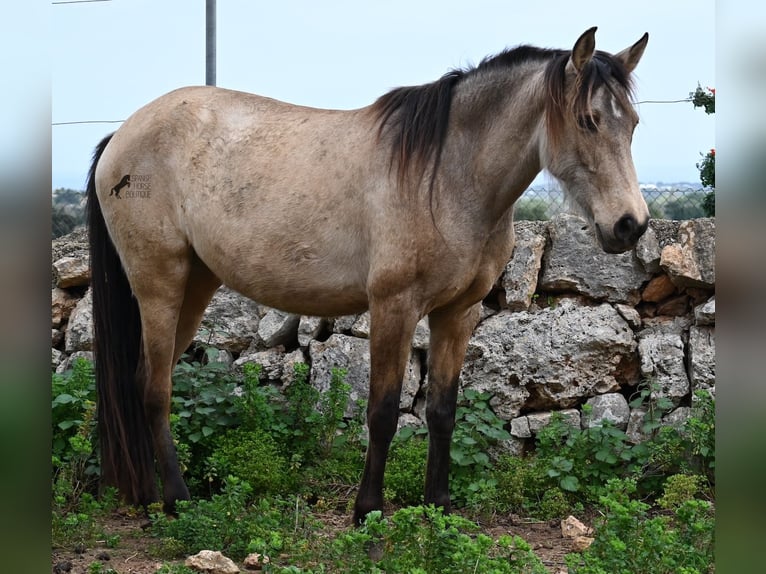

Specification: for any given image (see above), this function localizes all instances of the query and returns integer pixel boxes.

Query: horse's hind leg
[126,248,195,513]
[424,303,481,511]
[171,254,222,366]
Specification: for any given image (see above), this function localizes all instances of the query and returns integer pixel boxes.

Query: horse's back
[95,86,380,315]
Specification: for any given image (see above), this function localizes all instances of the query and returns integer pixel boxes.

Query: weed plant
[52,357,715,571]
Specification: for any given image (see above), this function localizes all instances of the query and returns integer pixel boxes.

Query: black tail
[86,134,158,506]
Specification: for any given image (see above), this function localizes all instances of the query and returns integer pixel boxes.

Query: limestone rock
[52,287,78,328]
[688,326,715,394]
[244,552,270,570]
[641,274,676,303]
[52,255,90,288]
[258,309,299,348]
[660,218,715,289]
[196,287,262,353]
[694,297,715,326]
[540,214,651,304]
[298,316,325,347]
[635,224,661,273]
[656,294,690,316]
[663,406,692,428]
[332,314,358,334]
[508,408,581,438]
[582,393,630,430]
[561,515,593,538]
[412,317,430,350]
[502,222,547,311]
[614,303,641,330]
[65,288,93,353]
[626,407,649,443]
[510,416,531,438]
[637,319,691,406]
[235,347,286,383]
[309,334,421,415]
[571,535,595,552]
[52,348,64,371]
[281,349,307,386]
[350,311,371,338]
[460,299,638,420]
[184,550,239,574]
[56,351,93,374]
[51,227,88,264]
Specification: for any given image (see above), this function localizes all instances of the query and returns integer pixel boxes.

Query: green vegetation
[566,479,714,574]
[52,357,714,572]
[690,84,715,217]
[52,188,86,238]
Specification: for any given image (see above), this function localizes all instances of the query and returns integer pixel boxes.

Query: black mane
[371,43,634,190]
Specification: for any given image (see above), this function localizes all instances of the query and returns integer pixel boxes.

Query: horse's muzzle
[595,214,649,254]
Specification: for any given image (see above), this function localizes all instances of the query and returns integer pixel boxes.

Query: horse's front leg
[353,297,419,525]
[424,303,481,511]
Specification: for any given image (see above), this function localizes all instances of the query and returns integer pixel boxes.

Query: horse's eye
[577,112,601,132]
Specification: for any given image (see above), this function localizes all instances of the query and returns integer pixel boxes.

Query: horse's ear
[615,32,649,74]
[567,27,598,74]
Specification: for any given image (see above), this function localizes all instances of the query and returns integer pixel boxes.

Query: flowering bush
[691,85,715,216]
[691,84,715,115]
[698,148,715,189]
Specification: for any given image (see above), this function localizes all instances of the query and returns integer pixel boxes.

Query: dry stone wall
[52,215,715,450]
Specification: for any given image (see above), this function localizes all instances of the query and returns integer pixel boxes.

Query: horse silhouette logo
[110,174,131,198]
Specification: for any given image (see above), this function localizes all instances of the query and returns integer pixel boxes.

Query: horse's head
[541,27,650,254]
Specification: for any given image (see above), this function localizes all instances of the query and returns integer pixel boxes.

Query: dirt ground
[51,509,579,573]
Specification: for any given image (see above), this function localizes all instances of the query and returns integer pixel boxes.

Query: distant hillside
[52,188,86,239]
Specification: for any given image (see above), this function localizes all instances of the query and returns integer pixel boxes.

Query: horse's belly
[198,244,370,317]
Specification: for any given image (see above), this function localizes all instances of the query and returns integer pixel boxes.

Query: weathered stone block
[53,255,90,288]
[64,288,93,353]
[660,218,715,289]
[540,214,652,304]
[461,299,638,420]
[582,393,630,430]
[51,287,78,328]
[637,318,691,406]
[195,287,262,352]
[258,309,299,348]
[502,222,547,311]
[688,325,715,394]
[694,297,715,326]
[298,316,325,347]
[309,334,421,415]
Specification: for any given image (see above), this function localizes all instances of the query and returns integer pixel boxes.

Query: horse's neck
[440,65,547,224]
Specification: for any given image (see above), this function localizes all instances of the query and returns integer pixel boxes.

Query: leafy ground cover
[52,356,714,573]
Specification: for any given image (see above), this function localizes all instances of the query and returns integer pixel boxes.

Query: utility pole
[206,0,216,86]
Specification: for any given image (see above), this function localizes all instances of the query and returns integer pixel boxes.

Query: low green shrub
[385,435,428,505]
[566,479,714,574]
[52,357,99,504]
[151,476,300,561]
[205,427,293,495]
[325,505,547,574]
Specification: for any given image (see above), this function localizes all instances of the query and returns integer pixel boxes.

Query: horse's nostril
[613,214,647,244]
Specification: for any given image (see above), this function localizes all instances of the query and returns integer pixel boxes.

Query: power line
[52,97,697,126]
[635,98,693,105]
[52,1,112,5]
[52,120,124,126]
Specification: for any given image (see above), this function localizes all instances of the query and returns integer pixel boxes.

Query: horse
[86,27,649,525]
[108,174,131,198]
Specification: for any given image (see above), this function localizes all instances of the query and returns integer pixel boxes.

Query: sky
[51,0,715,190]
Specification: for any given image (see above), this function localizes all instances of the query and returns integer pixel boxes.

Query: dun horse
[87,28,649,524]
